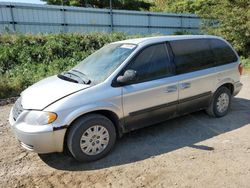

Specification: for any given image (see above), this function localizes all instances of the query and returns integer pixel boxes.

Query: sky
[0,0,45,4]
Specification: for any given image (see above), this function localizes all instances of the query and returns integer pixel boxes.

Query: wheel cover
[80,125,110,156]
[216,93,230,113]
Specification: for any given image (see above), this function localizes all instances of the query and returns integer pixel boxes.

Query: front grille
[12,97,24,121]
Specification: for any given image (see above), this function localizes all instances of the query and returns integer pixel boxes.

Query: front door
[121,43,178,132]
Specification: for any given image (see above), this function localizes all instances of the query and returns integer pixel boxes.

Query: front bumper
[9,108,67,154]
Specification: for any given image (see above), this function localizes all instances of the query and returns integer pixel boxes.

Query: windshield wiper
[57,74,79,83]
[70,69,91,84]
[71,69,86,76]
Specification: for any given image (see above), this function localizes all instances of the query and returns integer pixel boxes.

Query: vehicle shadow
[39,97,250,171]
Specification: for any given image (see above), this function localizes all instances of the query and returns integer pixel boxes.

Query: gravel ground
[0,74,249,188]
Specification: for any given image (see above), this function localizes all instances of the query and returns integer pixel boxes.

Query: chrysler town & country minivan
[9,35,243,161]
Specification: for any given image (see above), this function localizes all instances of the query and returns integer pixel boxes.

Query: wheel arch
[63,109,124,153]
[216,82,234,94]
[206,82,233,117]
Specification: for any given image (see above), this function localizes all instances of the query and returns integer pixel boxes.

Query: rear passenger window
[170,39,214,74]
[126,43,174,83]
[209,39,238,66]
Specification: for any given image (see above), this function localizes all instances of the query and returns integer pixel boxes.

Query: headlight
[23,111,57,125]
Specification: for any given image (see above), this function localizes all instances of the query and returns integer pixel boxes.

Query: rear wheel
[206,86,231,117]
[67,114,116,162]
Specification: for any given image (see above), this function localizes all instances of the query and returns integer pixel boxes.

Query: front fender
[59,102,123,127]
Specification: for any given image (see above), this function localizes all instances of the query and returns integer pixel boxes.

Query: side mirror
[117,69,137,85]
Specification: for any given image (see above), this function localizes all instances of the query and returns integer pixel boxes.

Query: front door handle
[165,85,177,93]
[180,82,191,90]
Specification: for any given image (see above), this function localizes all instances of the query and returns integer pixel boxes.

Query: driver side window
[126,43,174,83]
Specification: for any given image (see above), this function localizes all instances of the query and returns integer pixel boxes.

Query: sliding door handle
[165,85,177,93]
[180,82,191,90]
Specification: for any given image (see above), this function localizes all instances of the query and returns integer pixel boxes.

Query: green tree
[199,0,250,58]
[42,0,152,11]
[151,0,250,58]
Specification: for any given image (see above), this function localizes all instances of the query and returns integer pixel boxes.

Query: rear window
[209,39,238,66]
[170,39,214,74]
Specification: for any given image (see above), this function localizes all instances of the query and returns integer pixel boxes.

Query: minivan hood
[21,75,91,110]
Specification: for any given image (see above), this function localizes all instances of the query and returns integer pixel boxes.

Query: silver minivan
[9,35,243,161]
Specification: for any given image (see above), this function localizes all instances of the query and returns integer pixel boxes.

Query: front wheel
[206,86,232,117]
[67,114,116,162]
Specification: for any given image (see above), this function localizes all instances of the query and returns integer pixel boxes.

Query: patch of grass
[0,33,129,99]
[1,32,247,99]
[241,58,250,68]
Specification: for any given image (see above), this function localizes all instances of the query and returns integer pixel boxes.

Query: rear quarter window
[209,39,238,66]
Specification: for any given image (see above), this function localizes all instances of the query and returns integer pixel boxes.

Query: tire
[206,86,232,117]
[67,114,116,162]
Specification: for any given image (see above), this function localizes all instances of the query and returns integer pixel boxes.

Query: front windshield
[73,43,137,83]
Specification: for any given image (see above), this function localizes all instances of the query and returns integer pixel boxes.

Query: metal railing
[0,2,201,34]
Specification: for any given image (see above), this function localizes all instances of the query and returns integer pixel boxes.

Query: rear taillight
[238,63,243,75]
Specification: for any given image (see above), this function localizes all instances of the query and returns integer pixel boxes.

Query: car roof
[114,35,223,46]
